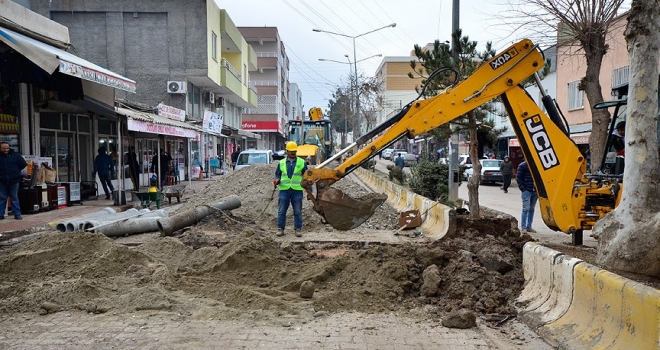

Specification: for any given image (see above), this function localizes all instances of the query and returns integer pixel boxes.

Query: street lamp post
[313,23,396,137]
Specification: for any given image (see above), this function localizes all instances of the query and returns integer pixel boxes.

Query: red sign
[241,120,280,131]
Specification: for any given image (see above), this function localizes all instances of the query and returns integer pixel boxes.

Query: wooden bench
[134,192,164,209]
[163,184,186,204]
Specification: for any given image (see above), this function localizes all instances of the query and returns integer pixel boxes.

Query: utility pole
[448,0,460,202]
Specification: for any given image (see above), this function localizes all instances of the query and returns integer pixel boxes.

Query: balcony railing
[254,81,278,86]
[248,81,258,94]
[255,52,277,58]
[221,58,241,81]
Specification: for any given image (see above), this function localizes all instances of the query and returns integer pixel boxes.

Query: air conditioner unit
[216,96,225,108]
[205,91,215,104]
[167,81,187,94]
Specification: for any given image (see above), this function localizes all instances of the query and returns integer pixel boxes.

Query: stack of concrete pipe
[55,207,117,233]
[54,208,168,237]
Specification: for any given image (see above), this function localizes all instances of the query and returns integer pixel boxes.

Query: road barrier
[354,168,450,240]
[518,242,660,349]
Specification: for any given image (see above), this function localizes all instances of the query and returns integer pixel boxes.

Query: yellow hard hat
[286,141,298,151]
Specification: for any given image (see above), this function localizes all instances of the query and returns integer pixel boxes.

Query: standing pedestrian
[231,146,241,170]
[499,156,513,193]
[124,146,140,190]
[394,153,405,169]
[273,141,307,237]
[93,147,115,200]
[150,149,171,187]
[517,161,538,233]
[0,141,27,220]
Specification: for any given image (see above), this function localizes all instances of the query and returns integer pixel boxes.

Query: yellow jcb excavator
[303,39,622,245]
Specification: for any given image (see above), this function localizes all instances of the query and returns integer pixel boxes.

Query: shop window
[78,116,90,133]
[40,112,61,129]
[69,114,77,131]
[98,119,116,135]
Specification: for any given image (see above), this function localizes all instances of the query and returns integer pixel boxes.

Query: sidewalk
[0,177,219,239]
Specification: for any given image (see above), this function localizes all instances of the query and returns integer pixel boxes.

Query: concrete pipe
[82,208,141,231]
[87,209,168,234]
[97,217,165,237]
[55,207,117,232]
[157,195,241,236]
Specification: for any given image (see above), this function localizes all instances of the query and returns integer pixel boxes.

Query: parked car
[463,159,504,184]
[403,153,418,167]
[235,149,274,171]
[382,148,395,160]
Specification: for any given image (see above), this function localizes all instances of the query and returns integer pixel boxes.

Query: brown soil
[0,164,533,325]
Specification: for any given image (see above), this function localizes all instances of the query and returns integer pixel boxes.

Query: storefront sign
[127,118,198,138]
[59,60,137,93]
[203,110,224,133]
[509,138,520,147]
[157,103,186,122]
[241,120,279,132]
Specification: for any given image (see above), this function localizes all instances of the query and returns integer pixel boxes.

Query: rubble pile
[0,164,530,325]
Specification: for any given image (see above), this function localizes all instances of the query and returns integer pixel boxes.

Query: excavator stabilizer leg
[314,186,387,230]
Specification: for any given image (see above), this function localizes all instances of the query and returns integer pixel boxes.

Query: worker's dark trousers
[277,189,303,230]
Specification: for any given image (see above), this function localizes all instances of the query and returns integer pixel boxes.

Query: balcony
[221,58,242,96]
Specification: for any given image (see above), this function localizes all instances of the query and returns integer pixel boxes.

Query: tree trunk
[467,112,481,218]
[582,44,610,172]
[595,0,660,277]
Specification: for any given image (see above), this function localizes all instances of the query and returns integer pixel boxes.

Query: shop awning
[118,107,200,138]
[0,26,136,93]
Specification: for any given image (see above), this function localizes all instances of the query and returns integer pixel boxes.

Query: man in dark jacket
[93,147,115,199]
[0,141,27,219]
[517,161,538,233]
[499,156,513,193]
[125,146,140,190]
[150,149,172,187]
[231,147,241,170]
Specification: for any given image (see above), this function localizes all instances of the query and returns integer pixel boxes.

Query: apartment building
[238,27,290,151]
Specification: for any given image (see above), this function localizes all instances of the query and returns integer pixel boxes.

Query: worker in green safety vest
[273,141,308,237]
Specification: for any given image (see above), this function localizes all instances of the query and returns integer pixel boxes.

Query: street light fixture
[313,23,396,137]
[319,54,383,65]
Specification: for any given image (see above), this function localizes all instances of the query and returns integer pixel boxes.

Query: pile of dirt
[0,164,532,324]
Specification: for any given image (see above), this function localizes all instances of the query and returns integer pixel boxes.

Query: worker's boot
[294,229,302,237]
[276,228,285,237]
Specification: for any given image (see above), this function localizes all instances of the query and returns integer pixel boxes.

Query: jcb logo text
[524,115,559,170]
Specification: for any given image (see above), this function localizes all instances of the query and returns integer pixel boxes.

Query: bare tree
[503,0,626,170]
[594,0,660,277]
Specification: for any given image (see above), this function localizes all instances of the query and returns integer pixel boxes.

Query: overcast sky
[215,0,552,113]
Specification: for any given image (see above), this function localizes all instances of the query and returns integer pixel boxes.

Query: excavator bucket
[314,186,387,230]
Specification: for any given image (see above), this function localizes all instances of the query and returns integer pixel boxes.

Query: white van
[235,149,274,171]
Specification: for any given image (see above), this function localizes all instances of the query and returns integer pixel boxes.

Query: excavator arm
[305,39,620,239]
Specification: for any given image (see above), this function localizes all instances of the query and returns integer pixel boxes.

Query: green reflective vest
[279,157,305,191]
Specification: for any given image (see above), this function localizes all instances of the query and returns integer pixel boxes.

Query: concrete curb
[354,168,450,240]
[518,241,660,349]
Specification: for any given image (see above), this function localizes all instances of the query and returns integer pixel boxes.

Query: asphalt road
[374,157,597,247]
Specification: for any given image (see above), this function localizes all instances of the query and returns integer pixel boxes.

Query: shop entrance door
[57,133,76,182]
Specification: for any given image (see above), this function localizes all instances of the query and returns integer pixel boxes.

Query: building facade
[238,27,290,151]
[30,0,260,182]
